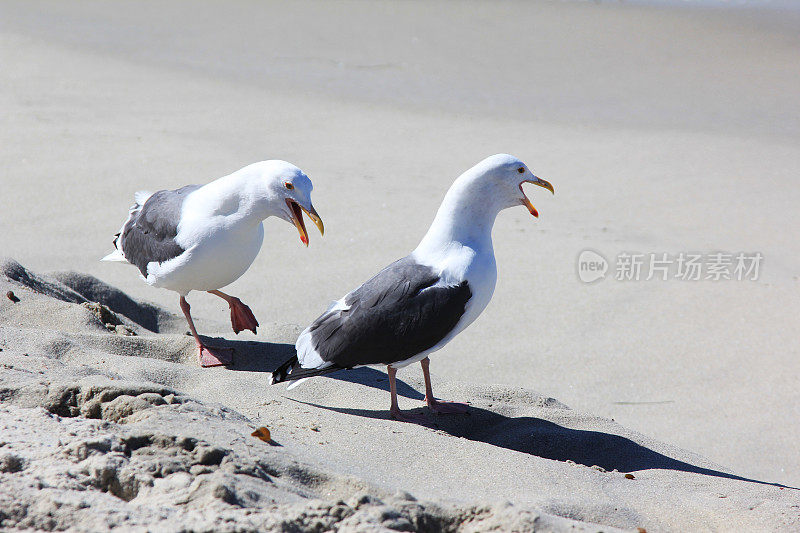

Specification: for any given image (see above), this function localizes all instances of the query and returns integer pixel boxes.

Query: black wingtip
[270,355,347,385]
[270,355,299,385]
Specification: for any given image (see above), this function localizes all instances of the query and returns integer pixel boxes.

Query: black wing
[119,185,200,276]
[307,256,472,368]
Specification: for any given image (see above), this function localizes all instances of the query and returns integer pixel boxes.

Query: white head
[240,160,324,246]
[415,154,554,253]
[462,154,554,218]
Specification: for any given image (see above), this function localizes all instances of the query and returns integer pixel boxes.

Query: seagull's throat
[416,182,501,254]
[286,199,309,246]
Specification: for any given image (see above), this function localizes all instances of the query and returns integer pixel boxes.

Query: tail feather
[270,355,343,385]
[286,377,311,390]
[270,355,299,385]
[134,190,154,205]
[103,191,151,264]
[101,249,128,262]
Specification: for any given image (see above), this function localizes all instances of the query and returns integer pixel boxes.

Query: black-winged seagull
[271,154,553,421]
[103,160,323,367]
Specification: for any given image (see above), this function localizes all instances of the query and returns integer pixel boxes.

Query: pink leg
[421,357,468,414]
[387,366,426,422]
[209,290,259,335]
[179,296,233,367]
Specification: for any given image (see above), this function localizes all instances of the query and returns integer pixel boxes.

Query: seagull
[102,160,324,367]
[270,154,553,420]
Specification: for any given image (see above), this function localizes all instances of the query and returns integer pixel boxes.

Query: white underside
[146,221,264,295]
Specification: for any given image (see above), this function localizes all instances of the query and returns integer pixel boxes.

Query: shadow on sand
[221,341,425,400]
[216,342,795,490]
[292,369,797,491]
[216,338,296,373]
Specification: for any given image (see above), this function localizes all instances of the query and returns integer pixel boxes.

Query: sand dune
[1,259,797,531]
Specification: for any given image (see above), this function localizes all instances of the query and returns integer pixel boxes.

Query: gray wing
[307,256,472,368]
[119,185,200,276]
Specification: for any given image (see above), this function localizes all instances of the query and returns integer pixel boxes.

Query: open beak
[519,176,554,218]
[286,199,324,246]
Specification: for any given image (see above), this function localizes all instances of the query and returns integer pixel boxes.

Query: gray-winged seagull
[271,154,553,421]
[103,160,323,367]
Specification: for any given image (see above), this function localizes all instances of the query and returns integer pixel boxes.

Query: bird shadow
[208,341,796,490]
[286,381,797,491]
[314,367,425,401]
[216,341,424,401]
[211,338,296,373]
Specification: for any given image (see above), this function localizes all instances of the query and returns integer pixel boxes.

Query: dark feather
[306,256,472,368]
[270,354,345,384]
[120,185,200,276]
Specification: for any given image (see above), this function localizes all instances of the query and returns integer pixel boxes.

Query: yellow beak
[303,205,325,237]
[520,176,555,218]
[287,200,324,246]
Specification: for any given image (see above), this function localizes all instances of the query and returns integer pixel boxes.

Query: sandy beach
[1,0,799,530]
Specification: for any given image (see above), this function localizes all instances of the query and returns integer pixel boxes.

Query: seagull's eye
[284,182,294,190]
[517,167,525,174]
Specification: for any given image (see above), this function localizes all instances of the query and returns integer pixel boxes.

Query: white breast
[145,219,264,295]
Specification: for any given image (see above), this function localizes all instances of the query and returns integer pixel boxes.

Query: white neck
[196,169,276,222]
[414,169,505,257]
